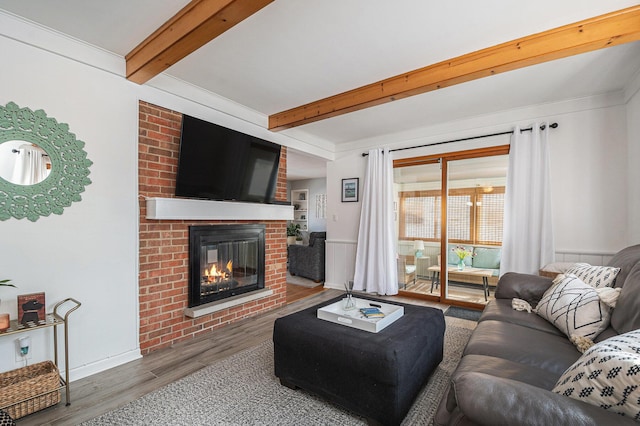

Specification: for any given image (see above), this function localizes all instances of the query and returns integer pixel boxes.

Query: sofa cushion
[535,274,612,339]
[611,262,640,335]
[564,263,620,289]
[472,247,501,270]
[606,244,640,288]
[453,354,561,390]
[595,326,619,343]
[553,329,640,420]
[463,320,580,376]
[479,299,564,336]
[494,272,554,307]
[308,232,326,247]
[450,372,639,426]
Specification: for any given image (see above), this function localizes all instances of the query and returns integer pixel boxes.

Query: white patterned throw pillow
[553,329,640,420]
[565,263,620,289]
[535,274,612,339]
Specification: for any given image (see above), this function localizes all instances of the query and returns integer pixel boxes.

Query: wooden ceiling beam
[126,0,273,84]
[269,5,640,131]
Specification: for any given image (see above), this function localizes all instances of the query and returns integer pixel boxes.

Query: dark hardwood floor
[286,282,325,303]
[15,287,446,425]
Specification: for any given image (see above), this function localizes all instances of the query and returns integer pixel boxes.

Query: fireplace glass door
[200,239,258,294]
[189,224,265,307]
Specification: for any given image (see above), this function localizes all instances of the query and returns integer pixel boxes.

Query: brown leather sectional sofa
[435,244,640,425]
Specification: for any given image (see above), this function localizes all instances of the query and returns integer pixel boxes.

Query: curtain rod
[361,122,558,157]
[11,148,49,157]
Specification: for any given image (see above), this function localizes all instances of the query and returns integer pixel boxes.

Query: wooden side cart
[0,298,81,419]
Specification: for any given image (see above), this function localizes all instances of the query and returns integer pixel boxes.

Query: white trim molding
[325,240,358,289]
[554,249,618,266]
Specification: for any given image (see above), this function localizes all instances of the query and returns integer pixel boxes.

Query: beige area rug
[83,317,474,425]
[286,271,323,288]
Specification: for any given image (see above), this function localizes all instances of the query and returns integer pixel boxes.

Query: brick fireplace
[138,101,288,355]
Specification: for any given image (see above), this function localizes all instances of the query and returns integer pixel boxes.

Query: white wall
[0,13,314,380]
[549,105,628,252]
[326,151,367,241]
[290,178,327,232]
[627,80,640,244]
[0,34,140,378]
[325,94,634,288]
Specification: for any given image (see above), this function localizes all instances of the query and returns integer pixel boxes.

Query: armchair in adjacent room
[397,254,416,289]
[288,232,326,282]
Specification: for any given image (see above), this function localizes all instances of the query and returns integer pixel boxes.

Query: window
[399,186,504,246]
[399,190,441,240]
[476,188,505,245]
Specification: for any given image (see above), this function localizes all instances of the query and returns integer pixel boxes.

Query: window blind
[399,186,504,246]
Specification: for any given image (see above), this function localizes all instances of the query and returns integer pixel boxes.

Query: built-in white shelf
[291,189,309,231]
[145,197,294,221]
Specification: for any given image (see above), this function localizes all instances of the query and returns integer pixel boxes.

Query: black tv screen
[175,115,281,203]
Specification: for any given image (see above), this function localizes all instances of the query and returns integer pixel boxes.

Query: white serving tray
[317,297,404,333]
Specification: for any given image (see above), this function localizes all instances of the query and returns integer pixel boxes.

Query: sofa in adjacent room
[435,244,640,425]
[287,232,326,282]
[443,244,502,287]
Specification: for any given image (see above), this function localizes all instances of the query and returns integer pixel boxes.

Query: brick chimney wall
[138,101,288,355]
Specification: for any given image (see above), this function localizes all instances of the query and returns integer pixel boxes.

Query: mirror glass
[0,140,52,185]
[0,101,92,222]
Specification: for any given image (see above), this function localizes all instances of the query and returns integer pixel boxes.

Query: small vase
[457,259,465,271]
[343,293,356,311]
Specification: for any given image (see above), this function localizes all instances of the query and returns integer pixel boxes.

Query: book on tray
[359,307,385,318]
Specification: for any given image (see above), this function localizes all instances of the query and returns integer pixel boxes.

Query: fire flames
[204,260,233,283]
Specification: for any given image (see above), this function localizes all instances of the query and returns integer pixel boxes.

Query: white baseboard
[67,349,142,382]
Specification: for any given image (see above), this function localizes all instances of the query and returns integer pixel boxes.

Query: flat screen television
[175,115,282,203]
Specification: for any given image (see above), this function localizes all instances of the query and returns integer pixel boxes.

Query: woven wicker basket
[0,361,61,419]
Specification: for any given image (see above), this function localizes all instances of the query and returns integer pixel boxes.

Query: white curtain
[11,144,49,185]
[353,148,398,295]
[501,124,555,275]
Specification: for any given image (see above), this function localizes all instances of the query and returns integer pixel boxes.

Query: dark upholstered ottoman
[273,296,445,426]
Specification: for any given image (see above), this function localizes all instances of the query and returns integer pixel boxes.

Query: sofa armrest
[451,372,637,426]
[494,272,553,305]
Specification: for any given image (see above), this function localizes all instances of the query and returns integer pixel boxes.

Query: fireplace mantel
[146,197,294,221]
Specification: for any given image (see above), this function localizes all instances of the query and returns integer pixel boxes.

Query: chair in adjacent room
[397,254,416,289]
[288,232,326,282]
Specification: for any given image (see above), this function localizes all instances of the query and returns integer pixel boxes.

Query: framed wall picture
[341,178,359,202]
[17,292,46,324]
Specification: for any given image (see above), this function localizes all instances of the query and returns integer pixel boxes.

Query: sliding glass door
[394,147,509,308]
[394,160,441,297]
[445,155,508,304]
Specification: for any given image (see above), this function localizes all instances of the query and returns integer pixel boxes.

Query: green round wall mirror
[0,102,92,221]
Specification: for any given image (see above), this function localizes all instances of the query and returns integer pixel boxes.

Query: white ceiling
[1,0,639,180]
